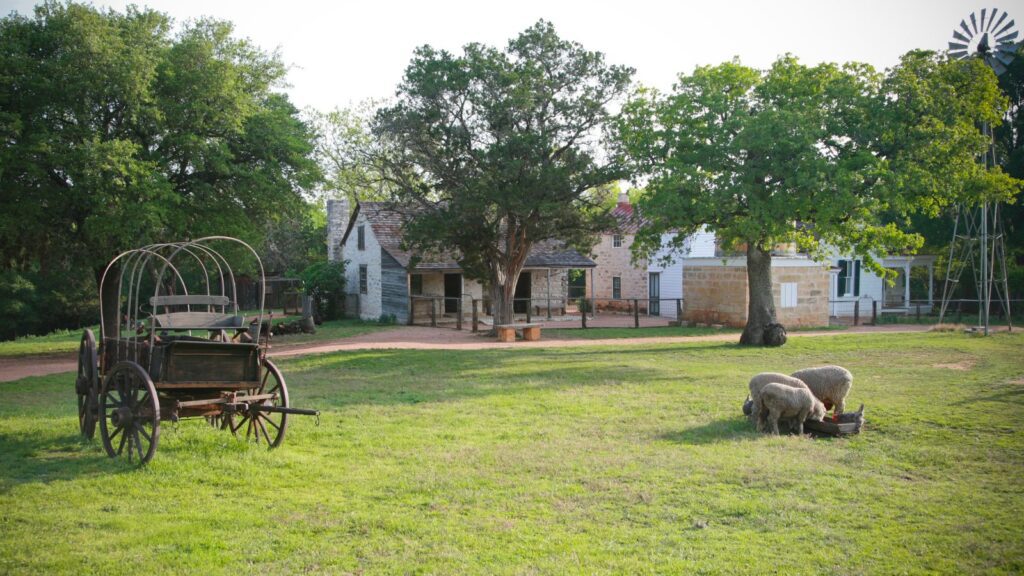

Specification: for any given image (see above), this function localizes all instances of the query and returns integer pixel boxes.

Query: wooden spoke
[99,361,160,466]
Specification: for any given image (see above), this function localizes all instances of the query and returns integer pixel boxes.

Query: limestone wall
[587,233,647,310]
[682,258,829,328]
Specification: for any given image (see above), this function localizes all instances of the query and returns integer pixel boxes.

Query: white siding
[648,228,714,319]
[341,213,383,320]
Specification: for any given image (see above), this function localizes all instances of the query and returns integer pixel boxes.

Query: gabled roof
[609,200,646,234]
[342,201,595,270]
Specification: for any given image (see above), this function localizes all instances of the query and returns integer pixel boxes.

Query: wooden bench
[495,323,541,342]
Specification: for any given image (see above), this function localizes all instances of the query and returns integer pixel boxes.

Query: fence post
[408,297,415,326]
[634,299,640,328]
[582,300,587,329]
[472,299,479,332]
[430,298,437,327]
[677,299,683,325]
[547,296,552,320]
[956,300,962,324]
[853,300,860,326]
[526,301,532,324]
[456,297,463,331]
[916,304,921,322]
[872,300,878,326]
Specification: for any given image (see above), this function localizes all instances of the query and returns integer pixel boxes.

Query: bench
[495,323,541,342]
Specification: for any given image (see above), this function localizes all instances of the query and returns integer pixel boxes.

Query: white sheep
[757,382,827,435]
[747,372,811,432]
[790,365,853,416]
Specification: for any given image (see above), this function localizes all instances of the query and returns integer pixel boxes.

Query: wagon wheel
[76,329,99,439]
[99,361,160,465]
[231,359,289,448]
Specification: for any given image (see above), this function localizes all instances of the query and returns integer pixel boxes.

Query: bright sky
[0,0,1012,111]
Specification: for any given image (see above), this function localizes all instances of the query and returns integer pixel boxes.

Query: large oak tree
[0,2,319,338]
[373,21,632,326]
[618,53,1021,345]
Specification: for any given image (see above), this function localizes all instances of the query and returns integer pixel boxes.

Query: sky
[0,0,1014,112]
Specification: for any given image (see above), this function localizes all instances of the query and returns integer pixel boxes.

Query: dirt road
[0,324,932,383]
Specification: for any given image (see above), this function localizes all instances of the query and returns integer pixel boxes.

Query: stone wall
[587,233,647,311]
[326,197,348,263]
[682,258,829,328]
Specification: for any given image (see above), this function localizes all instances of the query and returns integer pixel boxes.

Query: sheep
[747,373,812,432]
[790,365,853,417]
[757,382,827,435]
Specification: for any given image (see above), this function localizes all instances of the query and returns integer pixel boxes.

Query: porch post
[546,269,552,319]
[904,263,911,308]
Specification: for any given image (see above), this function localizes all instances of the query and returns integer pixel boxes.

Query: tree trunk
[490,259,527,327]
[740,243,777,346]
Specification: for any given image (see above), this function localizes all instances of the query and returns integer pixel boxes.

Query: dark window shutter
[837,260,848,297]
[853,260,861,296]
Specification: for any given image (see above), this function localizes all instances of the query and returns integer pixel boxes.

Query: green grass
[546,325,739,339]
[0,327,89,357]
[1,333,1023,574]
[270,318,395,345]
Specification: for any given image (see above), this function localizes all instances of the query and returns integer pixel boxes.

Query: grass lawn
[1,332,1022,574]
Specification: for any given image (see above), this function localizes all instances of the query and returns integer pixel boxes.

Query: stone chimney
[616,191,632,215]
[326,197,349,262]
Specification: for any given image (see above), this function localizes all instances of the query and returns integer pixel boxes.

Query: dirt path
[0,324,935,383]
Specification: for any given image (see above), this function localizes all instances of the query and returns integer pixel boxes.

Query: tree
[310,100,397,204]
[0,2,320,337]
[373,21,633,325]
[618,53,1021,345]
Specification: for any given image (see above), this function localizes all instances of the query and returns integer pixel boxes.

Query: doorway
[513,272,532,314]
[649,272,660,315]
[444,273,462,314]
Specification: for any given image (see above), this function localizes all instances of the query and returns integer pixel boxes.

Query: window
[613,234,622,248]
[359,264,368,294]
[357,225,365,250]
[612,276,621,299]
[781,282,798,308]
[410,274,423,295]
[836,259,861,297]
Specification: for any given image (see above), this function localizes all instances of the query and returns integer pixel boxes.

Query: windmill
[937,8,1020,335]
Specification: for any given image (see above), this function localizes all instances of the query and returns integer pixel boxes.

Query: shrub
[300,261,347,321]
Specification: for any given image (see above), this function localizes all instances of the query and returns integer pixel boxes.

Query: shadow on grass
[657,417,761,445]
[0,432,121,492]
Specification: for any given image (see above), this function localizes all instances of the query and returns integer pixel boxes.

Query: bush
[377,313,397,325]
[300,261,347,321]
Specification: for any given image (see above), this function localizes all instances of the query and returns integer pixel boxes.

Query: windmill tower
[938,8,1020,335]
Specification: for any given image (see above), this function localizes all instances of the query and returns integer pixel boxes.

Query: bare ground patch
[934,359,977,371]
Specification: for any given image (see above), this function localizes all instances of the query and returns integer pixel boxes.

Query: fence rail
[408,295,685,331]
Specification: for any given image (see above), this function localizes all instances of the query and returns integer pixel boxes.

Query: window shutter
[837,260,848,297]
[853,260,861,296]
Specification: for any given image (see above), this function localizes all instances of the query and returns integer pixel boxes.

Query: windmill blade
[980,9,988,31]
[995,20,1015,37]
[953,30,971,43]
[949,50,969,60]
[996,30,1019,42]
[971,12,978,33]
[991,10,1009,32]
[994,52,1014,66]
[949,42,969,51]
[986,57,1007,75]
[961,20,973,37]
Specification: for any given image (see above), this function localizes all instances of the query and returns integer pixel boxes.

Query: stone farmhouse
[326,198,595,324]
[588,193,832,328]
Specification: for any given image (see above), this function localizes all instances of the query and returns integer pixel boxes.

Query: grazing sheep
[757,382,827,435]
[748,373,811,431]
[790,365,853,416]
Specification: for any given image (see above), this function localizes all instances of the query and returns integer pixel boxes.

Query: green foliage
[373,20,633,324]
[262,202,328,276]
[618,53,1023,341]
[300,260,346,320]
[1,333,1023,572]
[310,100,395,204]
[0,2,320,338]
